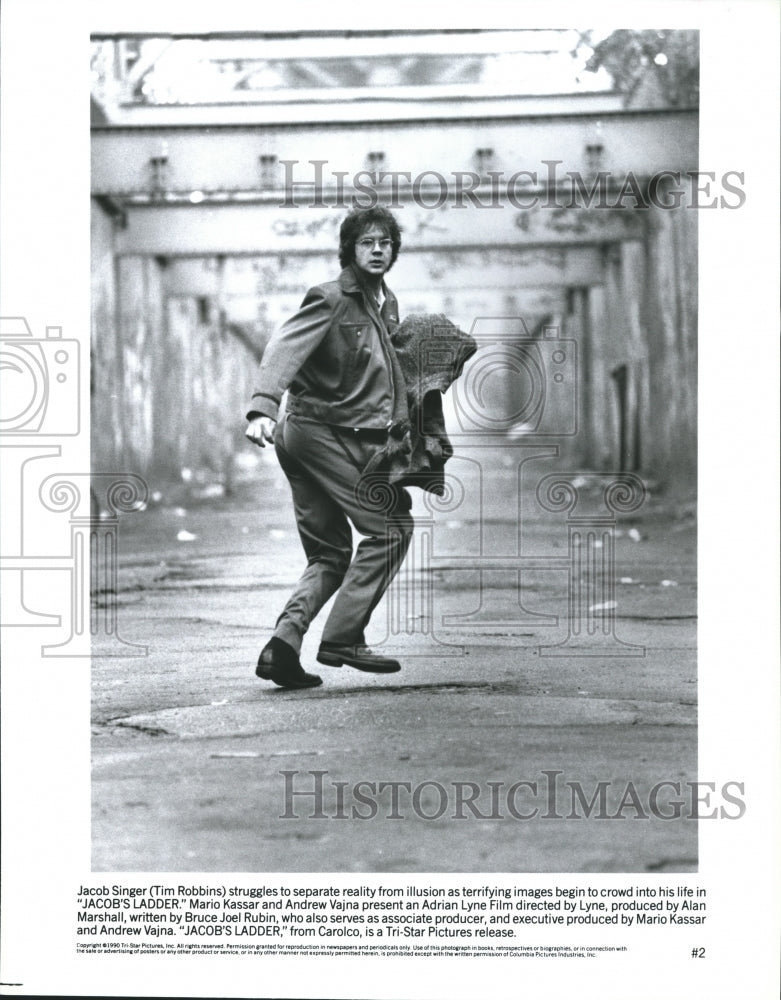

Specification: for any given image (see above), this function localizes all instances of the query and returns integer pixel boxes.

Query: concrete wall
[544,200,696,485]
[91,200,260,489]
[160,292,260,489]
[90,203,121,469]
[644,196,698,483]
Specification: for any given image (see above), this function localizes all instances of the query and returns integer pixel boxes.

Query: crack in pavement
[94,684,697,744]
[104,721,175,738]
[645,856,698,872]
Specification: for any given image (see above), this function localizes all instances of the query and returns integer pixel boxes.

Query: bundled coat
[364,313,477,495]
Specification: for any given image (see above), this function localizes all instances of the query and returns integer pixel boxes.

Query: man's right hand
[245,416,277,448]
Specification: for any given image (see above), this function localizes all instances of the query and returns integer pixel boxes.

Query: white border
[1,1,779,997]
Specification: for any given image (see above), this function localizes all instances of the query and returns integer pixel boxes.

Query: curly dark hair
[338,206,403,270]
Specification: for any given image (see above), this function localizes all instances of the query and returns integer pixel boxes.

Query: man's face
[353,224,393,280]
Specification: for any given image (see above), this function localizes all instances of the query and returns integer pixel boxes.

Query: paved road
[92,447,697,873]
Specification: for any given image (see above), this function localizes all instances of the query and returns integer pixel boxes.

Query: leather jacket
[246,265,405,431]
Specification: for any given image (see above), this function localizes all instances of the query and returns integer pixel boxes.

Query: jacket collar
[339,264,394,303]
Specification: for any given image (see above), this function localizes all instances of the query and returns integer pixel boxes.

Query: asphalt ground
[91,446,697,873]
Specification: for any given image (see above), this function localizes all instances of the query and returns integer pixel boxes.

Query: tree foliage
[584,29,699,108]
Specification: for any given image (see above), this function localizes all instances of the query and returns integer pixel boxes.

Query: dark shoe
[317,642,401,674]
[256,637,322,689]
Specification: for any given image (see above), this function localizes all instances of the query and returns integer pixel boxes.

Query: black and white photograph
[86,22,708,875]
[0,1,779,998]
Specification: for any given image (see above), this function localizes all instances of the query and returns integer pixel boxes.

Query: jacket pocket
[337,322,370,386]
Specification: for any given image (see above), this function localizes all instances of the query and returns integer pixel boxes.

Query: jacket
[246,265,408,432]
[362,313,477,496]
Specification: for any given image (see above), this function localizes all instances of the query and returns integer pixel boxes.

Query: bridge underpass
[89,22,699,490]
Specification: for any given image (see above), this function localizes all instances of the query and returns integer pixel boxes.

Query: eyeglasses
[356,238,392,251]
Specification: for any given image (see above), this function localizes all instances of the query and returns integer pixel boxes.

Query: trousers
[272,412,414,652]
